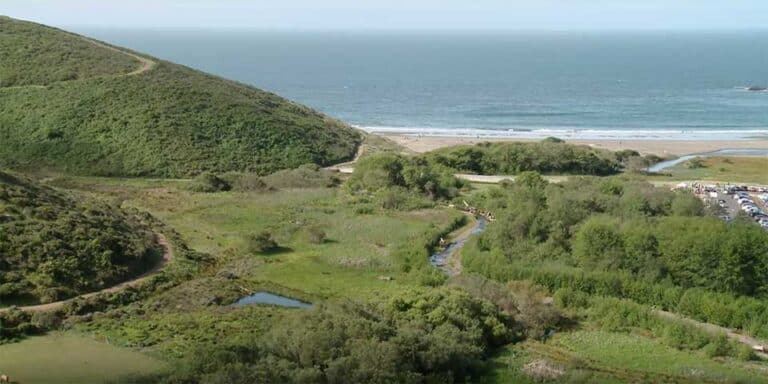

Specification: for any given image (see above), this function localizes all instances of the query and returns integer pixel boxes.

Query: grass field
[553,330,768,383]
[41,176,466,358]
[481,330,768,383]
[50,178,463,298]
[0,332,166,383]
[650,156,768,185]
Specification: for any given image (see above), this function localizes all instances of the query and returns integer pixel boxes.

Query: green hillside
[0,170,159,304]
[0,17,141,87]
[0,17,361,177]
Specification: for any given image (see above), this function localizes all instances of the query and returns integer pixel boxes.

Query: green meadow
[482,330,768,384]
[649,156,768,185]
[0,332,167,383]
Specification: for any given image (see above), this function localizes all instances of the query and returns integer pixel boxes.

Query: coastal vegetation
[2,16,768,384]
[651,156,768,185]
[0,170,159,305]
[347,154,466,208]
[0,17,361,177]
[0,16,139,87]
[424,141,644,176]
[461,174,768,347]
[3,162,768,382]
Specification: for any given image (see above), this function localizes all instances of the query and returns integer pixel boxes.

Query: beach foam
[358,126,768,141]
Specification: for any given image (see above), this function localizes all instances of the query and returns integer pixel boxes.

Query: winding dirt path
[83,37,156,77]
[325,142,365,173]
[0,35,157,92]
[0,234,173,313]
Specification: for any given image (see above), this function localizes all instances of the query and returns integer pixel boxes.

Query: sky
[3,0,768,31]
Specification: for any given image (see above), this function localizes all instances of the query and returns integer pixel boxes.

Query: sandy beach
[382,135,768,157]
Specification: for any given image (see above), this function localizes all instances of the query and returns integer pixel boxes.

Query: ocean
[78,29,768,140]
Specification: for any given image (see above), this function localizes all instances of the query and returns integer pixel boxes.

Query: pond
[647,148,768,173]
[429,216,487,274]
[231,291,312,309]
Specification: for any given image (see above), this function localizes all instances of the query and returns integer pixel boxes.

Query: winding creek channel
[647,148,768,173]
[429,216,488,275]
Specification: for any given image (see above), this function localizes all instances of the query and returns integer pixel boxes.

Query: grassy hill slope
[0,170,159,304]
[0,17,361,177]
[0,16,140,87]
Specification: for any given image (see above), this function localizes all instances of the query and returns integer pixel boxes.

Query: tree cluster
[138,289,516,384]
[347,154,465,209]
[465,174,768,296]
[424,141,626,176]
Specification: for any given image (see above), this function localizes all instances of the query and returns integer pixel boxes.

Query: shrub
[262,164,340,189]
[686,158,706,169]
[553,287,590,310]
[702,334,731,358]
[348,154,464,204]
[661,322,710,350]
[157,289,515,383]
[735,344,757,361]
[221,173,269,192]
[425,141,621,176]
[354,204,374,215]
[246,232,278,254]
[305,226,326,244]
[508,281,563,340]
[189,173,231,193]
[0,171,157,304]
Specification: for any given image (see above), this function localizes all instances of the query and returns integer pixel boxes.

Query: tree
[670,192,704,216]
[572,217,625,269]
[515,171,548,191]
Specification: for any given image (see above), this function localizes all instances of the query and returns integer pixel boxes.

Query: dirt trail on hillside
[0,234,173,313]
[0,35,157,92]
[83,37,157,77]
[325,143,365,172]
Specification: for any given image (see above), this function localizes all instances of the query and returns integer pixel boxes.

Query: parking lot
[694,183,768,231]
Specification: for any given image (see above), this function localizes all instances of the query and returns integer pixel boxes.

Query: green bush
[348,154,464,205]
[148,289,515,383]
[702,334,732,358]
[424,140,622,176]
[246,232,278,254]
[261,164,340,189]
[188,173,231,193]
[220,172,269,192]
[305,226,326,244]
[735,344,757,361]
[0,171,158,303]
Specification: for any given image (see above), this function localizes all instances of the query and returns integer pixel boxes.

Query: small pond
[231,291,312,309]
[647,148,768,173]
[430,217,487,273]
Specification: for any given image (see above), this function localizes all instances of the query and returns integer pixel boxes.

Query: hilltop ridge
[0,17,361,177]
